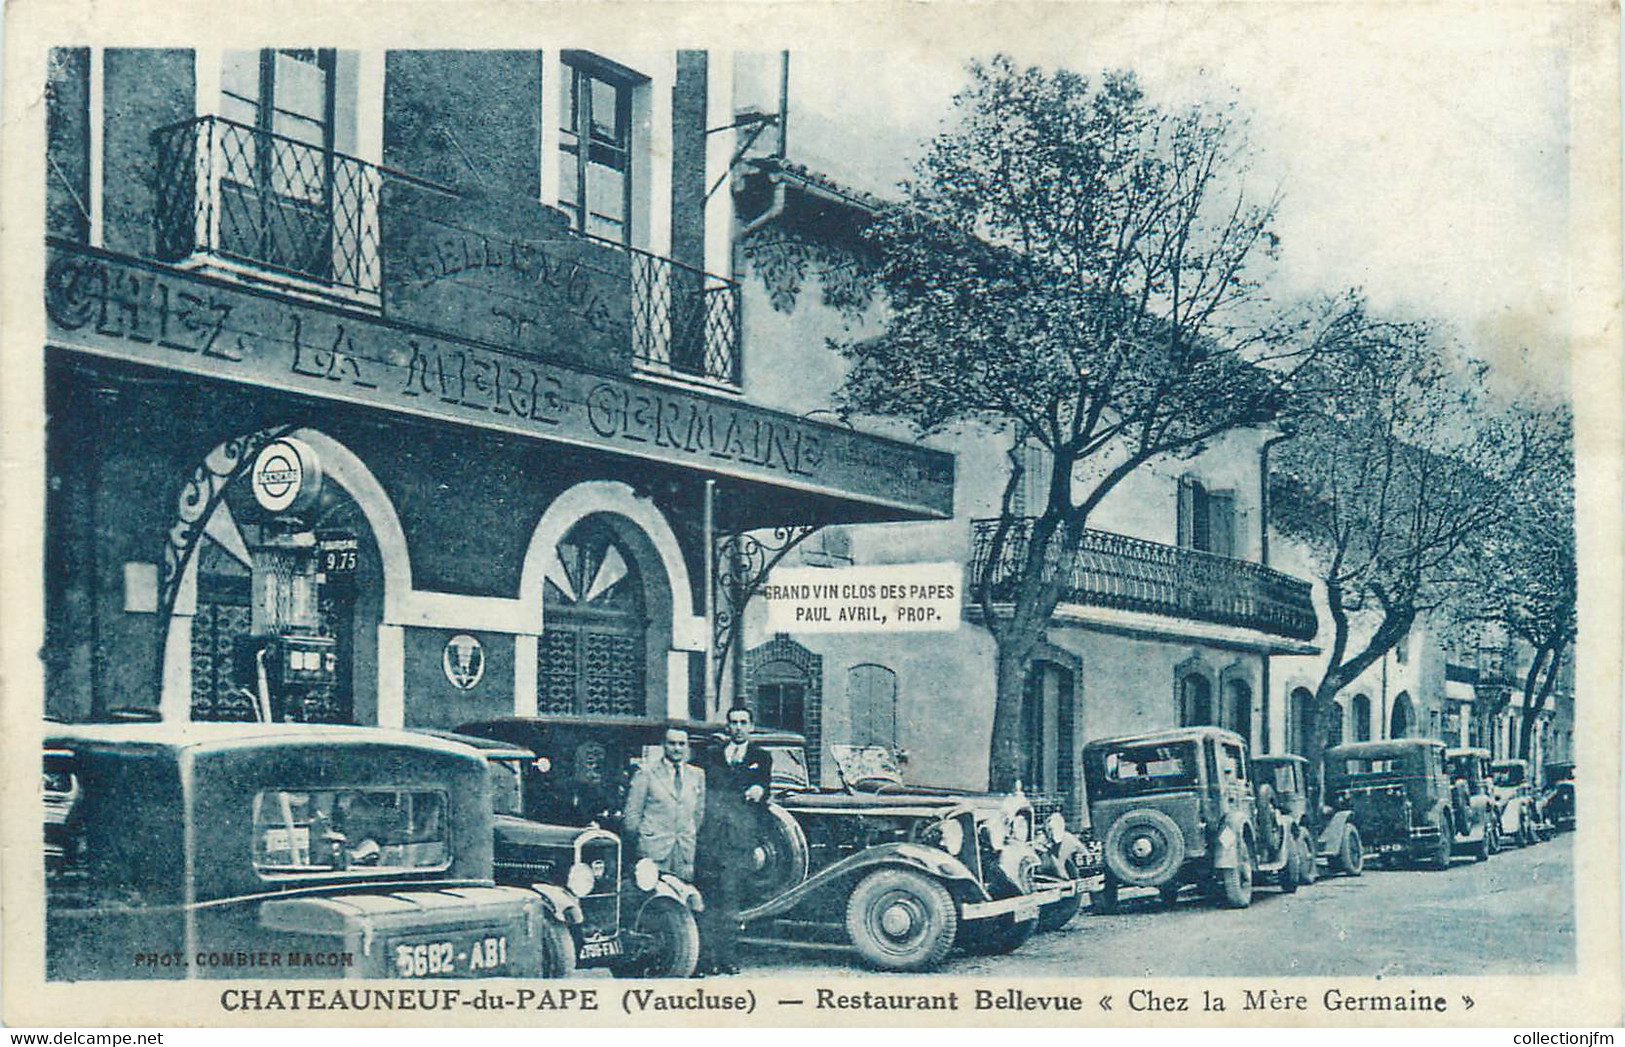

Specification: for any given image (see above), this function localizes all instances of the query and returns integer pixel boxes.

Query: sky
[736,6,1579,404]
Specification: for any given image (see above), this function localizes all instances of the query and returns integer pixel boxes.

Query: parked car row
[1080,729,1571,917]
[42,717,1105,979]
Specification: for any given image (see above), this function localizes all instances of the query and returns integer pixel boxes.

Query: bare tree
[830,56,1356,789]
[1269,330,1569,786]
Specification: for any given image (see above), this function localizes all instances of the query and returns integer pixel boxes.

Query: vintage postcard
[2,0,1620,1029]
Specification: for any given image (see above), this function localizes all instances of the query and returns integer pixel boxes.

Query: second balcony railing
[968,517,1319,641]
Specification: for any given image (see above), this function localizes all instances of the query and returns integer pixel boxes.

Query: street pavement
[738,832,1575,977]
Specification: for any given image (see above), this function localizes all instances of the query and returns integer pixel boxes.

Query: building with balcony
[40,47,953,728]
[715,63,1319,820]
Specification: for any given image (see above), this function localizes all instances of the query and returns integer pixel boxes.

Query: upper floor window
[1177,476,1236,558]
[558,53,640,245]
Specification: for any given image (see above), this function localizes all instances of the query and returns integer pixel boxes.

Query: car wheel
[1103,808,1187,888]
[1089,880,1119,915]
[1035,854,1085,933]
[1279,837,1302,894]
[1429,813,1453,870]
[1335,826,1364,877]
[612,897,700,978]
[539,917,578,979]
[1521,811,1538,848]
[1216,837,1255,909]
[845,868,958,972]
[1300,829,1320,884]
[744,803,810,908]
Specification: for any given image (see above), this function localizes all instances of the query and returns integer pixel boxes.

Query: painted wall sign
[43,243,954,519]
[442,633,486,691]
[381,182,632,370]
[250,437,323,515]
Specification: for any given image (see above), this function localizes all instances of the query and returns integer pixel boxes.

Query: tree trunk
[988,634,1039,792]
[1517,641,1566,762]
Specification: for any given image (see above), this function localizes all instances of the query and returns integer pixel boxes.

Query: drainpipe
[1258,429,1292,753]
[739,52,792,239]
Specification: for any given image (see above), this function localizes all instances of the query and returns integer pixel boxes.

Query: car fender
[1317,809,1355,858]
[737,841,984,924]
[651,872,704,914]
[527,883,583,925]
[1043,832,1084,878]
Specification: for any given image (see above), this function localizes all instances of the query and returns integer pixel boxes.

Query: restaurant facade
[41,47,952,728]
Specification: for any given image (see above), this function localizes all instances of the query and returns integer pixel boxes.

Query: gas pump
[236,437,339,722]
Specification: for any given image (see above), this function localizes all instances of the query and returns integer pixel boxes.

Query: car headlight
[984,817,1008,851]
[633,857,660,892]
[936,818,964,855]
[1011,812,1031,842]
[1046,812,1068,843]
[566,861,596,897]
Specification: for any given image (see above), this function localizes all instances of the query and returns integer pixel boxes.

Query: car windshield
[253,788,450,876]
[1266,763,1299,794]
[1492,765,1526,787]
[1446,756,1481,781]
[486,759,525,816]
[767,745,811,790]
[1096,742,1199,793]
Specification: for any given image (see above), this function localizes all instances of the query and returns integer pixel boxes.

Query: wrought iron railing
[154,116,381,300]
[621,243,742,389]
[968,517,1319,641]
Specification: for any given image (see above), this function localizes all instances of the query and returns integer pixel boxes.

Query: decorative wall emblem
[442,633,486,691]
[251,437,323,515]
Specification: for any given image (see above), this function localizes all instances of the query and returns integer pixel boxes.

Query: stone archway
[1390,691,1416,738]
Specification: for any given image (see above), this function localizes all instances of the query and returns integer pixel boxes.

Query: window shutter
[1177,477,1196,548]
[1208,490,1236,558]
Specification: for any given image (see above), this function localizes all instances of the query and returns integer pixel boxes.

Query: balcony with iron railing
[968,517,1319,642]
[152,115,742,388]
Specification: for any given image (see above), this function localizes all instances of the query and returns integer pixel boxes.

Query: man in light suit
[622,727,705,880]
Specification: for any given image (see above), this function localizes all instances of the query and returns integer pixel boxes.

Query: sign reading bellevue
[43,244,953,519]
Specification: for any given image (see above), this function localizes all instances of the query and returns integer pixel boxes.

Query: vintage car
[1082,727,1307,912]
[1490,758,1552,847]
[1542,762,1576,832]
[1251,753,1340,885]
[43,723,573,981]
[691,728,1089,971]
[420,727,703,977]
[1445,748,1504,858]
[1323,739,1496,869]
[821,742,1104,932]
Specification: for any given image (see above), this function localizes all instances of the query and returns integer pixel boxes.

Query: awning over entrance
[44,241,954,529]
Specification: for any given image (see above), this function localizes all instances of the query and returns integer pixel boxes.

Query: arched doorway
[1180,673,1213,727]
[1289,687,1315,755]
[1390,692,1415,738]
[1021,659,1076,795]
[537,515,665,717]
[1222,679,1253,745]
[161,429,398,725]
[1352,694,1372,742]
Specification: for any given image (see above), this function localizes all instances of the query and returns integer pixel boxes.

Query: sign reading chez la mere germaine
[42,242,954,519]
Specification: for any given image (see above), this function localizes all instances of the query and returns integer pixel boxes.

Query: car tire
[1520,811,1538,848]
[1300,828,1320,884]
[539,917,579,978]
[612,897,700,979]
[1089,880,1119,915]
[1334,826,1364,877]
[845,868,958,972]
[1475,821,1495,862]
[1216,837,1255,909]
[1279,837,1301,894]
[1103,808,1187,888]
[1035,854,1085,933]
[744,803,810,908]
[1429,813,1453,870]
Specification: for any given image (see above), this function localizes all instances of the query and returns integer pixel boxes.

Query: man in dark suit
[695,706,772,975]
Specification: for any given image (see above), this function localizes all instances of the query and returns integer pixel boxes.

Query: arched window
[1328,701,1346,746]
[1180,674,1213,727]
[1390,692,1415,738]
[1351,694,1372,742]
[847,664,898,748]
[1289,687,1315,755]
